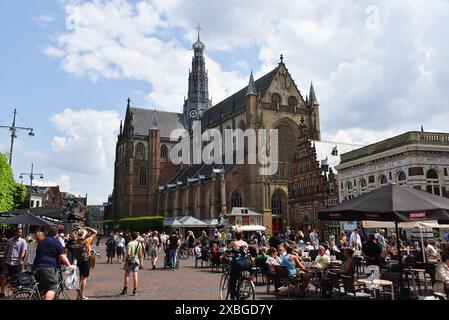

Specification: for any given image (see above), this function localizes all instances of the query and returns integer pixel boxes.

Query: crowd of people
[1,225,448,300]
[0,225,98,300]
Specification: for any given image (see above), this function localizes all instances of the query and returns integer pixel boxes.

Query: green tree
[0,153,27,212]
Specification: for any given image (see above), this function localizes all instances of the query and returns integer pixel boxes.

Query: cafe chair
[340,275,372,300]
[327,271,345,299]
[274,266,297,300]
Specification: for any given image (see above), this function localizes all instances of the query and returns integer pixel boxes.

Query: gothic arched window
[161,145,168,161]
[271,93,281,106]
[135,142,145,160]
[288,96,297,108]
[231,190,242,208]
[139,167,147,187]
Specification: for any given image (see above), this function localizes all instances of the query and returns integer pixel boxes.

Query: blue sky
[1,0,449,205]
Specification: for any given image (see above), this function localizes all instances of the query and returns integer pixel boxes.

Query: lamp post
[20,163,44,208]
[0,109,35,165]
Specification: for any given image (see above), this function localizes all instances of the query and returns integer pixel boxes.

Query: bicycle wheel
[178,247,189,260]
[237,278,255,300]
[56,285,80,300]
[219,273,229,300]
[9,289,40,300]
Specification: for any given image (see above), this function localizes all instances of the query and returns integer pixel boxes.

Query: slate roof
[201,66,279,126]
[130,108,185,138]
[168,161,234,185]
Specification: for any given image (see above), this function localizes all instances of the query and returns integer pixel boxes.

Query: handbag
[126,242,140,266]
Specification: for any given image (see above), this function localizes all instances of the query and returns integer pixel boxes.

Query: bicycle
[8,272,42,300]
[178,242,190,260]
[219,258,255,300]
[55,268,80,300]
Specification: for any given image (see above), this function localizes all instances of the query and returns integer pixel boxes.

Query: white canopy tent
[232,225,266,232]
[362,220,449,262]
[178,216,208,228]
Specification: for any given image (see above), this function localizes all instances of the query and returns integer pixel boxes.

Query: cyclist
[33,227,76,300]
[220,231,250,300]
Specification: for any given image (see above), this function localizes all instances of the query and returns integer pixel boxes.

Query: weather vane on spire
[196,23,202,40]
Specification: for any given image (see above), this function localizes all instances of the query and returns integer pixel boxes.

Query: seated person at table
[433,249,449,295]
[362,234,381,266]
[278,244,287,257]
[248,242,258,258]
[265,247,281,275]
[333,248,355,278]
[314,246,330,270]
[424,241,438,260]
[256,247,268,264]
[388,242,399,258]
[304,242,314,252]
[281,246,312,296]
[194,241,202,259]
[329,241,340,255]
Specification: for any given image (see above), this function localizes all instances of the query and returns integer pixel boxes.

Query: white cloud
[33,174,72,191]
[46,0,449,152]
[50,108,120,175]
[33,15,55,26]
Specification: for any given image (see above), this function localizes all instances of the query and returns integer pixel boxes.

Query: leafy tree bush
[0,153,27,212]
[117,216,165,233]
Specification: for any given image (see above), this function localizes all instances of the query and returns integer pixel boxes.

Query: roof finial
[127,97,131,108]
[421,125,424,132]
[246,70,257,96]
[280,53,284,64]
[196,22,202,41]
[150,108,158,130]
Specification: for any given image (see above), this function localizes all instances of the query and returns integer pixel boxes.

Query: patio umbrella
[318,184,449,262]
[0,212,57,226]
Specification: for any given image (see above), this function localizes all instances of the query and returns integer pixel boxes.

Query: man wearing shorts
[115,233,125,263]
[1,228,27,296]
[33,227,75,300]
[120,232,143,296]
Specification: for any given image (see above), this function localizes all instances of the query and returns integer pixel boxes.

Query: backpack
[70,243,89,263]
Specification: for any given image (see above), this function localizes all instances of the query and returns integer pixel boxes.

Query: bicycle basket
[10,272,36,287]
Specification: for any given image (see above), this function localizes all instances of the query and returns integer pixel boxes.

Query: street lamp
[0,109,35,165]
[20,163,44,208]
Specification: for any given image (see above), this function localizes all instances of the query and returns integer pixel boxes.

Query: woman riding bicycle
[220,231,250,300]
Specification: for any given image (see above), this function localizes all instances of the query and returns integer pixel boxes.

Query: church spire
[309,82,318,105]
[246,70,257,96]
[184,23,212,129]
[150,109,158,130]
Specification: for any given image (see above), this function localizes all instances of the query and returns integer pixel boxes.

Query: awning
[164,217,183,227]
[233,225,266,232]
[0,212,57,226]
[362,220,449,229]
[178,216,208,227]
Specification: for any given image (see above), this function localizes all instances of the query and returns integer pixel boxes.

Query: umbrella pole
[420,226,426,263]
[395,220,401,264]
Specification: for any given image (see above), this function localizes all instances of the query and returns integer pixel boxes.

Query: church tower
[183,24,212,129]
[308,82,321,141]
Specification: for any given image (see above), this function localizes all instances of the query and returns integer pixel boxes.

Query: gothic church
[112,29,321,234]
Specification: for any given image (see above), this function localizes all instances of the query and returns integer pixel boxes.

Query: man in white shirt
[349,229,362,250]
[424,241,438,260]
[265,248,282,275]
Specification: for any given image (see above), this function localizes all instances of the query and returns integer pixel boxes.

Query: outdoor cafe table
[402,268,428,294]
[357,279,394,300]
